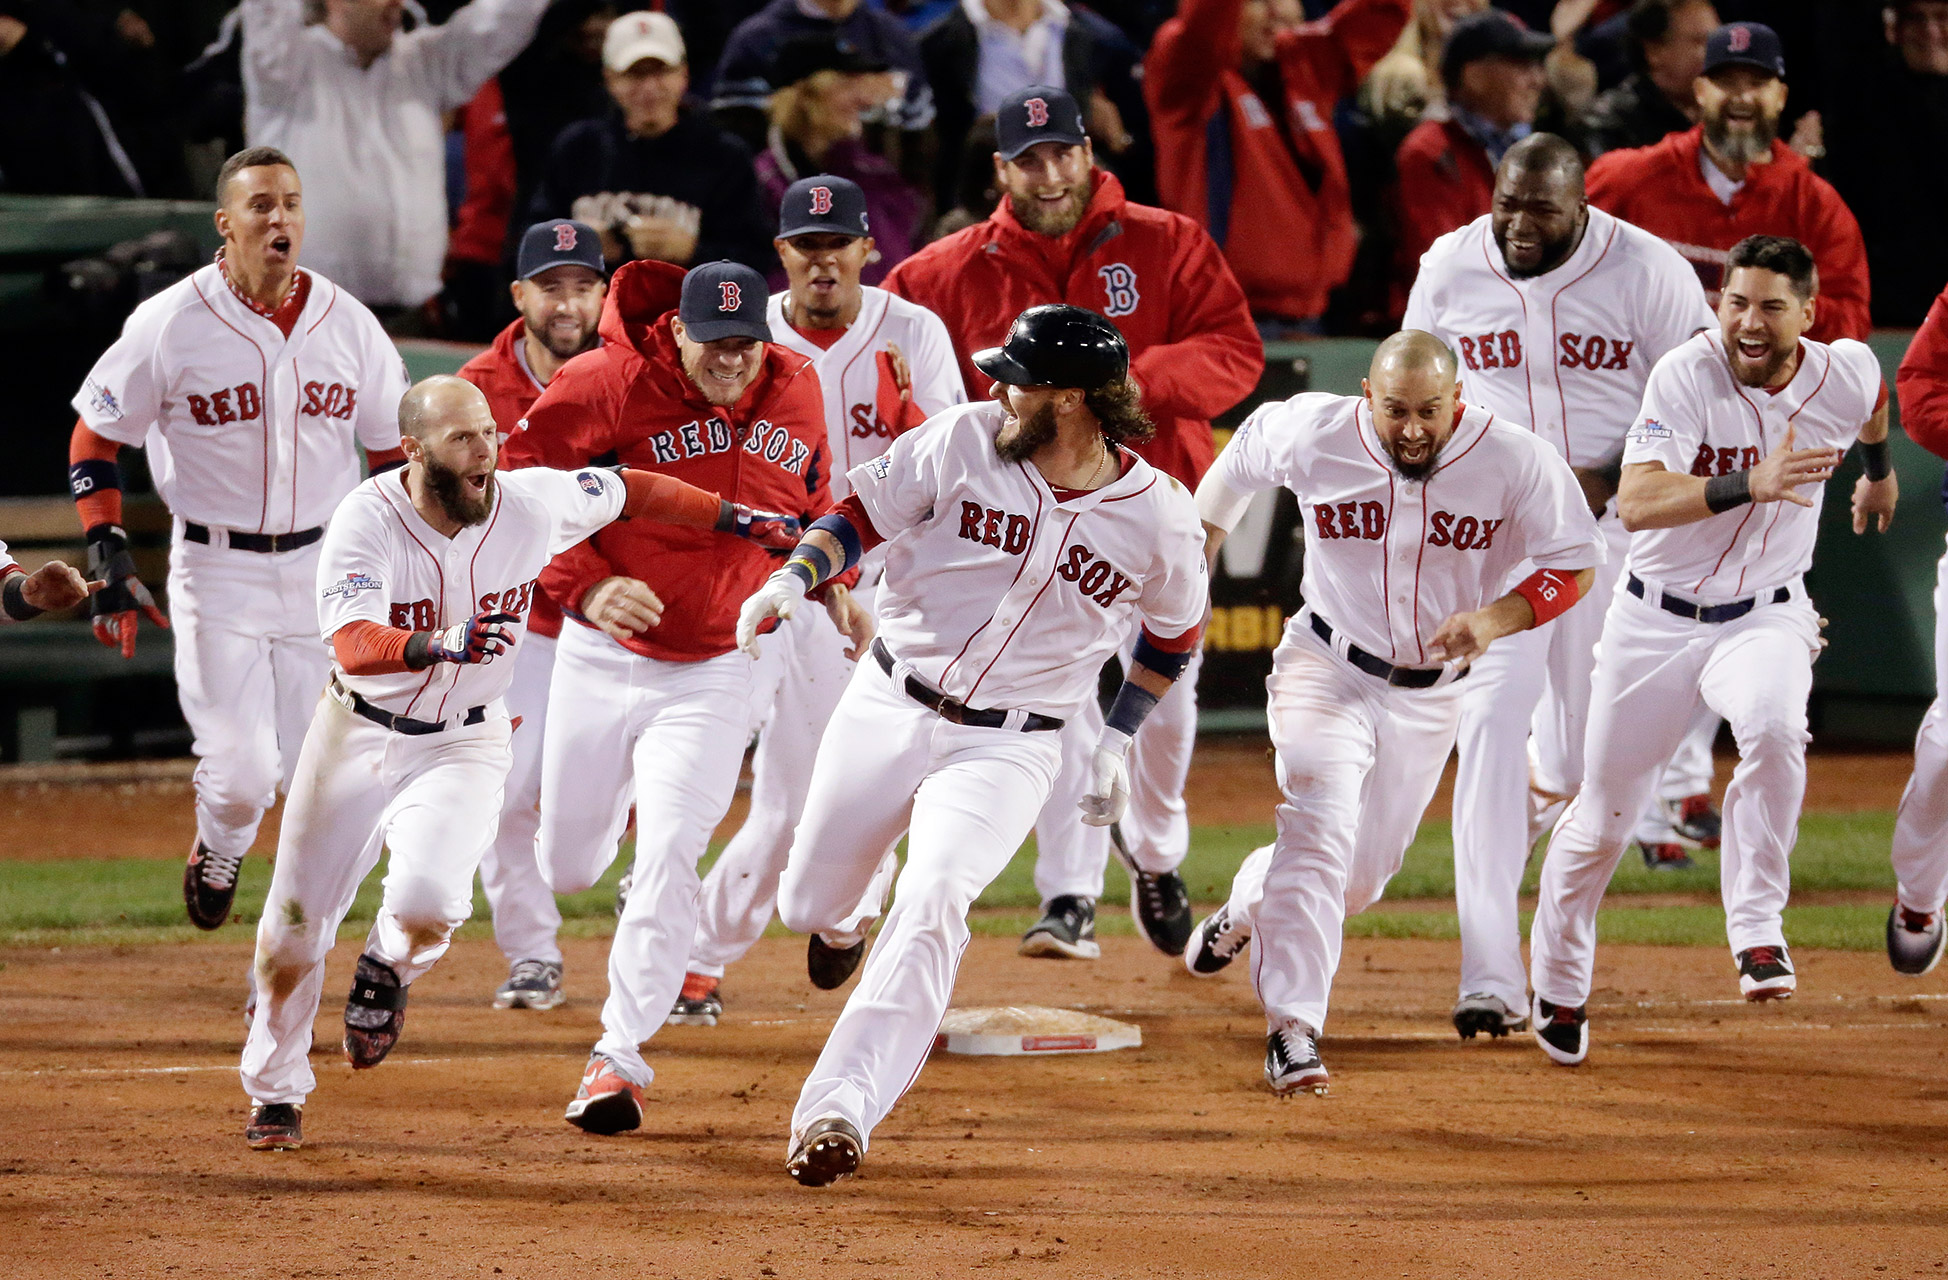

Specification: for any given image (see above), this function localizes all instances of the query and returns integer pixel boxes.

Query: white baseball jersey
[72,263,408,533]
[765,286,966,498]
[1403,207,1715,468]
[1210,394,1605,665]
[851,402,1208,719]
[317,466,626,716]
[1623,332,1882,600]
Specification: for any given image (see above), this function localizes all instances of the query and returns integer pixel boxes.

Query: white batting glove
[1079,728,1133,827]
[736,570,801,657]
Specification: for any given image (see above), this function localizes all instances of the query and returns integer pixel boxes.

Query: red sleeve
[621,469,723,526]
[1127,221,1264,420]
[1144,0,1240,124]
[788,370,837,519]
[366,445,406,473]
[831,493,887,553]
[1279,0,1412,99]
[69,420,123,530]
[447,79,517,266]
[511,354,629,617]
[1897,288,1948,460]
[332,619,415,675]
[1140,621,1202,652]
[1804,180,1873,343]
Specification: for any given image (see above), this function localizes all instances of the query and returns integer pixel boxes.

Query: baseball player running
[736,305,1207,1186]
[1888,282,1948,977]
[238,375,786,1151]
[0,548,95,623]
[883,85,1261,962]
[1529,235,1899,1067]
[1401,133,1722,1038]
[676,175,965,1024]
[69,147,409,931]
[499,260,833,1135]
[455,217,610,1010]
[1190,331,1604,1096]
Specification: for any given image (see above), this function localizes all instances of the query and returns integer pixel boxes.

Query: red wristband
[1514,568,1581,628]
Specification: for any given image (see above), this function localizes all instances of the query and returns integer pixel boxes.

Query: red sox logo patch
[719,281,742,312]
[553,223,578,251]
[1728,24,1750,52]
[1098,264,1139,318]
[1025,97,1050,127]
[809,185,833,215]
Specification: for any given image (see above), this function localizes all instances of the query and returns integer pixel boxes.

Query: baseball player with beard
[0,550,95,623]
[237,376,782,1152]
[672,175,965,1024]
[1528,237,1897,1066]
[68,147,409,933]
[455,218,610,1011]
[1190,331,1604,1096]
[737,305,1207,1186]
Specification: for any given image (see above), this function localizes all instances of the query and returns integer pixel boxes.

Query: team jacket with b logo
[317,466,628,718]
[1622,331,1883,601]
[852,401,1208,720]
[1211,394,1605,666]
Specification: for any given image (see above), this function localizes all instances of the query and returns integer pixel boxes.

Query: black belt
[1627,574,1789,624]
[331,679,486,736]
[184,522,323,554]
[871,639,1062,732]
[1309,612,1464,689]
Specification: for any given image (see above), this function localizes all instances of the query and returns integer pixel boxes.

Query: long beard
[424,457,494,526]
[995,403,1059,462]
[1008,181,1091,237]
[1702,113,1777,167]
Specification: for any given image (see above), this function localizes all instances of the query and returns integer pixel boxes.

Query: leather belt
[1627,574,1789,624]
[871,639,1062,732]
[184,522,324,554]
[1309,612,1464,689]
[330,678,485,736]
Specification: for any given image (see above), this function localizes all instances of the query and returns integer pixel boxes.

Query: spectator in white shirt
[241,0,554,321]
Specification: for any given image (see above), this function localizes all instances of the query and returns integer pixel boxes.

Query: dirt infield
[2,932,1945,1279]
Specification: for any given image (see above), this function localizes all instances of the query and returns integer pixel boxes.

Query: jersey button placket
[1391,481,1424,659]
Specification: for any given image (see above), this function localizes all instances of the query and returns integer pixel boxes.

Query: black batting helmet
[973,305,1129,391]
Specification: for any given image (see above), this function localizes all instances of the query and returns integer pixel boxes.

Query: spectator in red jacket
[1146,0,1409,329]
[882,83,1260,968]
[1389,9,1552,316]
[1584,21,1871,342]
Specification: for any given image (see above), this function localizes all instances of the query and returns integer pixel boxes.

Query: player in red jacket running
[1585,21,1870,343]
[1146,0,1408,327]
[883,84,1262,967]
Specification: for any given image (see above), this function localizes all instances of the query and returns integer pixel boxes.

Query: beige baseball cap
[603,11,685,73]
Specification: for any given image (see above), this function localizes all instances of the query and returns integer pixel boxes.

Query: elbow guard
[1131,629,1195,681]
[1514,568,1582,629]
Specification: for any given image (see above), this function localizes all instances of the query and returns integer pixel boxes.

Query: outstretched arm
[1428,566,1596,664]
[1617,426,1842,531]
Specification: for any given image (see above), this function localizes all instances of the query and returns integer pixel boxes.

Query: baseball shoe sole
[787,1116,863,1187]
[1736,945,1795,1001]
[245,1103,303,1151]
[183,839,244,930]
[1452,992,1528,1040]
[1888,903,1946,976]
[493,959,564,1010]
[564,1055,645,1135]
[1531,996,1589,1066]
[808,934,867,990]
[1183,906,1250,977]
[1110,825,1194,956]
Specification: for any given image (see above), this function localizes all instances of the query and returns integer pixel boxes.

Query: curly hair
[1084,376,1154,445]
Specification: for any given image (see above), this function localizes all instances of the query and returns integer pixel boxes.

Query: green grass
[0,813,1902,951]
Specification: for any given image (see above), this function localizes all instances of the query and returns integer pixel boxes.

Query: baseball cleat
[1887,903,1946,976]
[1663,793,1722,849]
[1736,945,1795,1000]
[565,1054,645,1134]
[1531,996,1588,1065]
[245,1102,303,1151]
[1452,991,1528,1039]
[1018,895,1100,959]
[342,955,408,1069]
[667,972,723,1026]
[494,958,564,1010]
[183,839,245,930]
[1184,905,1251,977]
[1638,841,1695,871]
[1264,1026,1329,1096]
[786,1116,863,1186]
[1110,825,1194,956]
[807,934,867,990]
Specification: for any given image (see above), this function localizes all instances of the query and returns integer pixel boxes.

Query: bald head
[400,375,493,439]
[1492,133,1590,279]
[1364,331,1462,481]
[1499,132,1585,196]
[1371,330,1458,385]
[398,376,499,530]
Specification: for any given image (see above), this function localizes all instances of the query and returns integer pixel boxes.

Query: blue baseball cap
[678,261,770,342]
[1704,22,1786,79]
[778,175,871,240]
[516,219,605,280]
[995,85,1088,161]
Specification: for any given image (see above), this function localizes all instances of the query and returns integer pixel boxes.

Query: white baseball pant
[782,656,1063,1151]
[1530,582,1820,1007]
[240,692,511,1104]
[168,531,330,860]
[1249,617,1465,1036]
[536,624,754,1085]
[475,631,564,966]
[1891,534,1948,916]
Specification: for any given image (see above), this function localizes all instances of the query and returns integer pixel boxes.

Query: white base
[933,1005,1142,1056]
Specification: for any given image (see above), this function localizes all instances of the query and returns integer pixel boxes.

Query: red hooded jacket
[881,170,1263,489]
[501,260,833,662]
[1586,127,1871,343]
[1898,286,1948,463]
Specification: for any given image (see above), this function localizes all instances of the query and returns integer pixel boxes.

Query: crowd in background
[4,0,1945,340]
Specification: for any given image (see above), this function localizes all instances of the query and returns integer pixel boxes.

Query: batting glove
[1079,728,1132,827]
[719,503,803,552]
[86,525,168,658]
[736,570,801,658]
[426,611,518,665]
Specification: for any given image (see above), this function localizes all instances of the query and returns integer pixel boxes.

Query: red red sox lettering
[187,382,262,425]
[1458,331,1522,371]
[1456,331,1634,372]
[1689,444,1762,477]
[388,580,538,629]
[646,417,811,473]
[849,402,896,440]
[955,502,1135,606]
[1310,502,1505,549]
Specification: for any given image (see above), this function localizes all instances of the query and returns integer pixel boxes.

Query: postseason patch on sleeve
[576,470,606,497]
[863,454,894,480]
[323,571,382,600]
[1627,418,1673,443]
[86,378,123,421]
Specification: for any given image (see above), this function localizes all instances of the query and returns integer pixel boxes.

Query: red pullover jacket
[501,260,833,662]
[882,170,1263,488]
[1586,127,1871,343]
[1147,0,1408,322]
[1898,287,1948,476]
